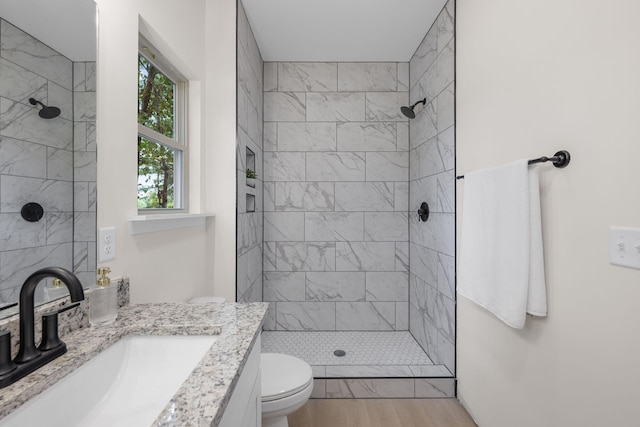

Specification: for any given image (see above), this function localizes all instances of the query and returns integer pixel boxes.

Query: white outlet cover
[609,226,640,270]
[98,227,116,262]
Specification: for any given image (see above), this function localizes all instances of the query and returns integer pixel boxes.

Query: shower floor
[261,331,452,378]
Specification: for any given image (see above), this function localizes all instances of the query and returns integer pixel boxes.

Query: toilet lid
[261,353,313,402]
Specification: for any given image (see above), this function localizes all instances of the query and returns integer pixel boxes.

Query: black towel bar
[456,150,570,180]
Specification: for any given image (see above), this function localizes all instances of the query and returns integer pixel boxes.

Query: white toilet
[261,353,314,427]
[188,297,313,426]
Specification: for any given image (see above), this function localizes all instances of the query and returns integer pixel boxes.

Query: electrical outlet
[609,226,640,270]
[98,227,116,262]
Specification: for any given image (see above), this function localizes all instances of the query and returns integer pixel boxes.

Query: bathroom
[0,0,639,426]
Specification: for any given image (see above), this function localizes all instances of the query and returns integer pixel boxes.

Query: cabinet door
[219,335,262,427]
[240,366,261,427]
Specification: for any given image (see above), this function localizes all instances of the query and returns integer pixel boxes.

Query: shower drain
[333,349,346,357]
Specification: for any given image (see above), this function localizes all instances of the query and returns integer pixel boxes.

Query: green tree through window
[137,53,181,209]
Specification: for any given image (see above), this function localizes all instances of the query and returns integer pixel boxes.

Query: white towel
[457,159,547,329]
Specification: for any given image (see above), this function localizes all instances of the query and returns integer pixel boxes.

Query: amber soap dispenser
[89,267,117,326]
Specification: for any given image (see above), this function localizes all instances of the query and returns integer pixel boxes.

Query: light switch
[609,226,640,270]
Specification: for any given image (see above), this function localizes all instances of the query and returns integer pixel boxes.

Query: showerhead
[29,98,61,119]
[400,98,427,119]
[401,105,416,119]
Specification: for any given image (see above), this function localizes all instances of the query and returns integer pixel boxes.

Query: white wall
[457,1,640,426]
[95,0,237,302]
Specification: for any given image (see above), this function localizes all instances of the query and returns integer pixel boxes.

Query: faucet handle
[0,331,16,376]
[39,303,79,352]
[39,312,62,351]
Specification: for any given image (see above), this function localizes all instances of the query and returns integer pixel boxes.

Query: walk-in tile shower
[237,0,455,398]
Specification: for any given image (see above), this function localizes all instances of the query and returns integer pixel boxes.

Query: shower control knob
[417,202,429,222]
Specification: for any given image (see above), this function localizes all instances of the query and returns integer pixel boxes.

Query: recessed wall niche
[246,147,255,188]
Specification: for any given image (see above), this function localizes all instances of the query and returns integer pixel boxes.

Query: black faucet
[0,267,85,388]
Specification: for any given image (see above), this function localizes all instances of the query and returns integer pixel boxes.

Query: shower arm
[29,98,46,109]
[411,98,426,109]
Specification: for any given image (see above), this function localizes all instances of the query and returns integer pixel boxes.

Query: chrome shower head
[29,98,61,119]
[400,98,427,119]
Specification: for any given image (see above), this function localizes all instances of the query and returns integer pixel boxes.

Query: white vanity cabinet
[219,335,261,427]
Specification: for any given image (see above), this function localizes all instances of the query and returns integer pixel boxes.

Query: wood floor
[288,398,477,427]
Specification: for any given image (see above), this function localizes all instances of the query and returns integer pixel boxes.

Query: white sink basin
[1,335,216,427]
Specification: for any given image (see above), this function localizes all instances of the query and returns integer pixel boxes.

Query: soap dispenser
[89,267,117,326]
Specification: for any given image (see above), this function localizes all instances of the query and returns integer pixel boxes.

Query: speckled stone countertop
[0,302,268,426]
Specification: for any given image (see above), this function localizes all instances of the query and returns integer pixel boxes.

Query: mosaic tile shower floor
[262,331,452,378]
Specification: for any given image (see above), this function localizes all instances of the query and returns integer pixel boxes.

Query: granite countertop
[0,302,268,426]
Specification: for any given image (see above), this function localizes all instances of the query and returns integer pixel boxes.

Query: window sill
[127,213,214,235]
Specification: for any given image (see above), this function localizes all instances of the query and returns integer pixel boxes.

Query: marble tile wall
[408,0,456,375]
[263,59,410,331]
[72,61,97,287]
[0,19,95,304]
[236,1,264,303]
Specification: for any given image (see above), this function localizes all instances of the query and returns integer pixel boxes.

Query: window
[137,36,188,210]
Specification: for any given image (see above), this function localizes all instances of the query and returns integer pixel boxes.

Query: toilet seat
[261,353,313,402]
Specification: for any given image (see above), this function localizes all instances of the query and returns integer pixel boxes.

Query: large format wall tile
[335,182,394,211]
[306,272,365,301]
[394,182,409,212]
[306,93,365,122]
[49,82,73,121]
[365,152,408,181]
[264,212,305,241]
[264,152,306,181]
[263,58,419,333]
[263,272,306,301]
[1,97,72,149]
[337,122,397,152]
[0,213,46,251]
[438,253,455,300]
[397,122,409,151]
[274,182,334,212]
[0,243,72,287]
[336,242,396,271]
[395,242,409,272]
[46,212,73,245]
[278,122,337,151]
[365,92,409,122]
[278,62,337,92]
[397,63,409,92]
[276,302,336,330]
[325,378,414,398]
[1,20,72,90]
[236,2,263,304]
[0,58,47,103]
[47,148,73,181]
[396,302,409,329]
[264,92,305,121]
[0,136,47,178]
[409,243,438,286]
[0,175,72,213]
[364,212,408,241]
[338,63,397,92]
[414,378,455,398]
[336,301,396,330]
[275,242,336,271]
[409,99,437,149]
[366,272,409,301]
[410,30,437,90]
[305,212,364,241]
[263,63,277,92]
[306,152,365,181]
[407,0,455,372]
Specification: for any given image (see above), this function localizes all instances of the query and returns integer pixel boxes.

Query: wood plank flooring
[288,398,477,427]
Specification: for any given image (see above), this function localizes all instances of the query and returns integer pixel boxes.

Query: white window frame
[137,35,189,212]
